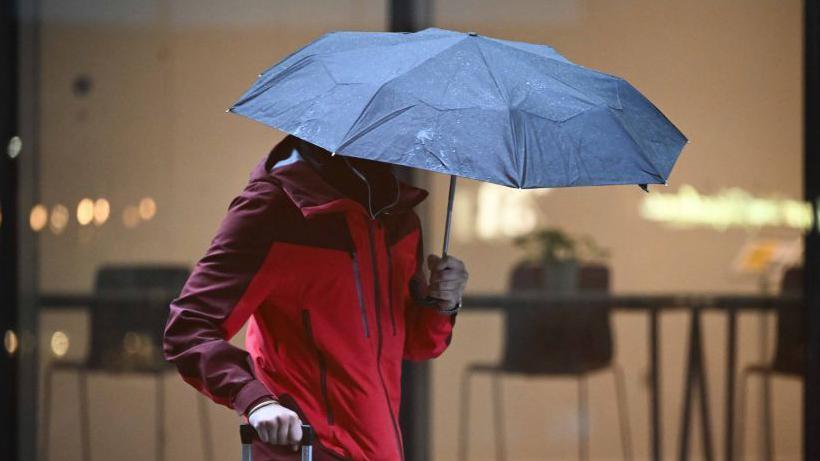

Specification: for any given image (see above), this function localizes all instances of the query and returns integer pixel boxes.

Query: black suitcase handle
[240,423,314,445]
[240,423,314,461]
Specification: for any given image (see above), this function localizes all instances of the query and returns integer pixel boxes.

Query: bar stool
[458,263,632,461]
[735,266,804,461]
[41,264,214,461]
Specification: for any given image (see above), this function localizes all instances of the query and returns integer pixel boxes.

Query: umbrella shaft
[441,175,457,257]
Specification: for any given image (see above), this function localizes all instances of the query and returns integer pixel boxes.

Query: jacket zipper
[367,219,404,460]
[349,251,370,338]
[384,242,397,336]
[302,310,335,425]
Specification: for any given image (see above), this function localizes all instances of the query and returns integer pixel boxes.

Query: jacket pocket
[349,251,370,338]
[302,309,335,425]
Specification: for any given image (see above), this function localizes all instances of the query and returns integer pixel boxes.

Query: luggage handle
[240,423,314,461]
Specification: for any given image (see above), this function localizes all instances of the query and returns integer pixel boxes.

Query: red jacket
[163,140,457,461]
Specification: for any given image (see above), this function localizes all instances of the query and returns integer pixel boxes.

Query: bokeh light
[7,135,21,159]
[122,205,140,228]
[77,198,94,225]
[93,198,110,226]
[29,204,48,232]
[50,331,69,358]
[49,204,69,235]
[3,330,18,356]
[138,197,156,220]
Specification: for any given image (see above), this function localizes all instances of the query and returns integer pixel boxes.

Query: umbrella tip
[639,184,649,193]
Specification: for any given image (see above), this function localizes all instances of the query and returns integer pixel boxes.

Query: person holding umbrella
[167,26,687,461]
[163,134,468,460]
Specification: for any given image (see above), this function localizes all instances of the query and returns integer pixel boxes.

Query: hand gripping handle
[240,424,314,461]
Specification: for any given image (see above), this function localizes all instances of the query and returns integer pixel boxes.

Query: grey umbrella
[229,27,687,255]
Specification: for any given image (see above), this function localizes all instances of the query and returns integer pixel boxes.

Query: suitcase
[240,423,314,461]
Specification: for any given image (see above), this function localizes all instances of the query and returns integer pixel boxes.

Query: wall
[429,1,803,459]
[31,1,803,460]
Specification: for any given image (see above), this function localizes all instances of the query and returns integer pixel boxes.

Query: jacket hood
[249,135,429,218]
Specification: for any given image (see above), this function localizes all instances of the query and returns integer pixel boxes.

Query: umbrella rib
[481,38,604,107]
[606,106,667,182]
[231,56,316,109]
[255,31,339,79]
[517,113,528,188]
[485,37,572,65]
[474,39,521,183]
[336,104,418,154]
[336,37,467,149]
[473,39,507,104]
[488,38,619,96]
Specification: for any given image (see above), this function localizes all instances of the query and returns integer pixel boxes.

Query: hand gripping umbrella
[228,27,687,257]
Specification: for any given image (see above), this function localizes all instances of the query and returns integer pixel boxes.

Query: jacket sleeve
[163,179,284,416]
[403,215,457,361]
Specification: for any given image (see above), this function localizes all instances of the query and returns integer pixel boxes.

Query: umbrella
[228,27,687,255]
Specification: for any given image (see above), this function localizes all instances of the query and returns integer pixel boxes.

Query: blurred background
[2,1,819,460]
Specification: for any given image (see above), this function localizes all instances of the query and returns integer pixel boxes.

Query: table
[460,293,803,461]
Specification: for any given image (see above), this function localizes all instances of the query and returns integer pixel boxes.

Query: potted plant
[511,228,609,293]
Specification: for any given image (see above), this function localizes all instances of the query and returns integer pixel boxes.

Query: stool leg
[613,365,633,461]
[491,372,506,461]
[41,365,54,461]
[197,393,214,461]
[762,373,773,461]
[735,369,751,461]
[156,374,166,461]
[78,370,91,461]
[458,367,473,461]
[577,376,589,461]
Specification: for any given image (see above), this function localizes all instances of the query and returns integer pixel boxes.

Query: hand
[248,400,303,452]
[426,255,469,312]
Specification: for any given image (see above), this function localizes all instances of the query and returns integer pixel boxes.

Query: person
[163,135,468,461]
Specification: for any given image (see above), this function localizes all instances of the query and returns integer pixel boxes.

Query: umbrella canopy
[228,27,687,190]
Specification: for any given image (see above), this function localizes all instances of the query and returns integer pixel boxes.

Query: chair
[41,264,213,461]
[735,266,804,461]
[458,262,632,461]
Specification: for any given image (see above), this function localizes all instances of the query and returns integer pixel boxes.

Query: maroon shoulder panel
[163,178,290,415]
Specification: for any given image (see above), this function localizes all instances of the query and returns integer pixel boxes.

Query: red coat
[163,140,456,461]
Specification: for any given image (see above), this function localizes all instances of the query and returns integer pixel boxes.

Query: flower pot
[508,260,581,293]
[542,260,579,294]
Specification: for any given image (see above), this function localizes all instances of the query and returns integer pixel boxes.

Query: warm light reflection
[739,241,779,272]
[732,238,802,275]
[138,197,156,220]
[77,198,94,225]
[30,204,48,231]
[3,330,18,356]
[123,331,141,354]
[122,205,140,228]
[50,331,69,358]
[93,198,110,226]
[7,136,21,159]
[123,331,153,356]
[641,185,814,231]
[49,204,69,234]
[449,183,550,243]
[474,183,549,241]
[452,192,474,244]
